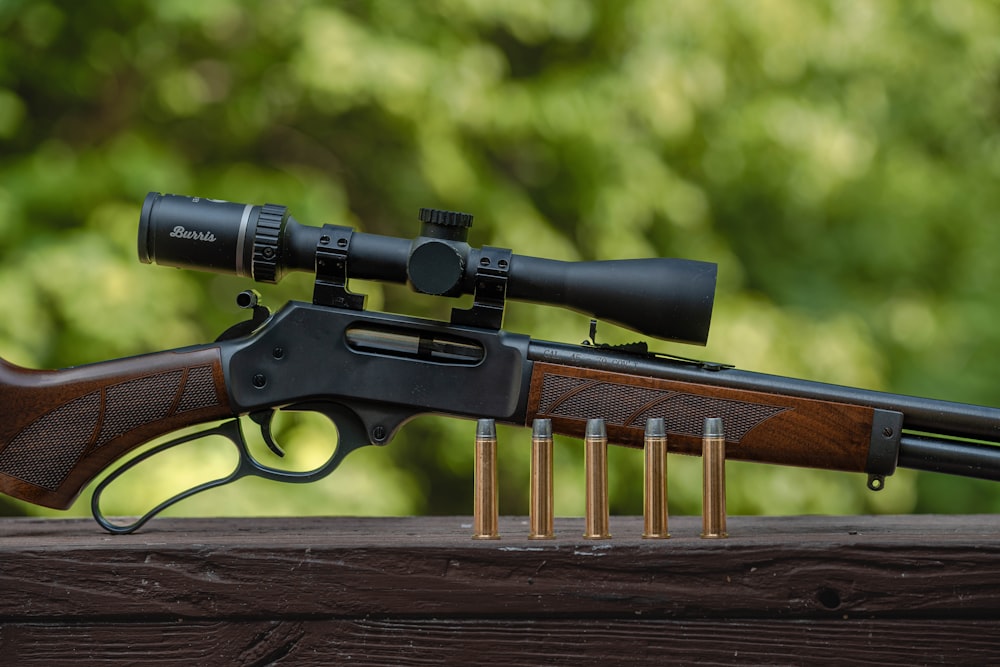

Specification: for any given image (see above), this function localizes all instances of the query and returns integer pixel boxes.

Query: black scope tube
[139,192,717,345]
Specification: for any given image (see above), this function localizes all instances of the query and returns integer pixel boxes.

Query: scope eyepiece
[139,193,291,283]
[139,192,717,345]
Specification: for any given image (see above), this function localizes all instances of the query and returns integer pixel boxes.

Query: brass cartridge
[642,417,669,539]
[473,419,499,540]
[583,418,611,539]
[701,417,727,539]
[529,418,555,539]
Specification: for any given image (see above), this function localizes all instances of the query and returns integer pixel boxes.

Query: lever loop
[91,403,371,534]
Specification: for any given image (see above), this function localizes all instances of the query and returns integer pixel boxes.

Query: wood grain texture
[527,362,876,472]
[4,618,1000,666]
[2,515,999,664]
[0,348,231,509]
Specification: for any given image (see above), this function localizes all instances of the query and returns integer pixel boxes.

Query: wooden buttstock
[527,362,878,473]
[0,347,233,509]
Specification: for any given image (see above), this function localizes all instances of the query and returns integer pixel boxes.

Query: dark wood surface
[2,514,1000,665]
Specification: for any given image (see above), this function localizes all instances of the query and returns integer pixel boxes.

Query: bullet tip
[532,418,552,438]
[477,418,496,439]
[585,417,606,439]
[704,417,724,438]
[645,417,666,438]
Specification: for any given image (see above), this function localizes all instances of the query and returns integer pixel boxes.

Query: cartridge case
[530,418,555,539]
[584,418,611,539]
[473,419,499,540]
[701,417,727,539]
[643,417,669,539]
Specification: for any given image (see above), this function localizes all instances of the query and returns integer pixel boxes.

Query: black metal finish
[138,192,717,345]
[407,239,468,296]
[417,207,473,240]
[92,403,371,534]
[867,409,903,476]
[450,246,511,330]
[215,291,271,342]
[221,302,533,444]
[312,224,366,310]
[898,435,1000,482]
[503,255,717,349]
[138,193,258,276]
[251,204,286,283]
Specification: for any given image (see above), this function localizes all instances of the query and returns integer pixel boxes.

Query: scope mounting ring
[451,246,511,330]
[313,224,367,310]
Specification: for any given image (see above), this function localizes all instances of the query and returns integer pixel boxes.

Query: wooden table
[1,514,999,665]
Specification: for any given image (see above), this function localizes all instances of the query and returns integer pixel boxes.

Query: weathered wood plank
[3,618,1000,666]
[1,515,1000,621]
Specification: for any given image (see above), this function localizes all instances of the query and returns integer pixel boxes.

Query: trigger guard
[238,401,375,483]
[287,401,375,448]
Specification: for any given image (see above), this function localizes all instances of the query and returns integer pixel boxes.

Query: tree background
[2,0,1000,521]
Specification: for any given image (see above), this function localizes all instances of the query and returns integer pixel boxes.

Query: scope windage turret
[139,192,718,345]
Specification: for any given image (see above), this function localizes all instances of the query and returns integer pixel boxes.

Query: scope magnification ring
[252,204,287,283]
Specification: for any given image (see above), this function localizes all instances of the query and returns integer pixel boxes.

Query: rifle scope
[138,193,717,345]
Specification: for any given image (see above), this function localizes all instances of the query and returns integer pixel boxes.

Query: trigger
[250,410,285,457]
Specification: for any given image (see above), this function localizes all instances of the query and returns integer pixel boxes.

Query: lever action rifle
[2,193,999,533]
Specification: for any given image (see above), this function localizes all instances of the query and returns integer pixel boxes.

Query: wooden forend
[1,514,1000,665]
[526,362,877,473]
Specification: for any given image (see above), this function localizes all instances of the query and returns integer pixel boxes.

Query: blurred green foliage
[2,0,1000,520]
